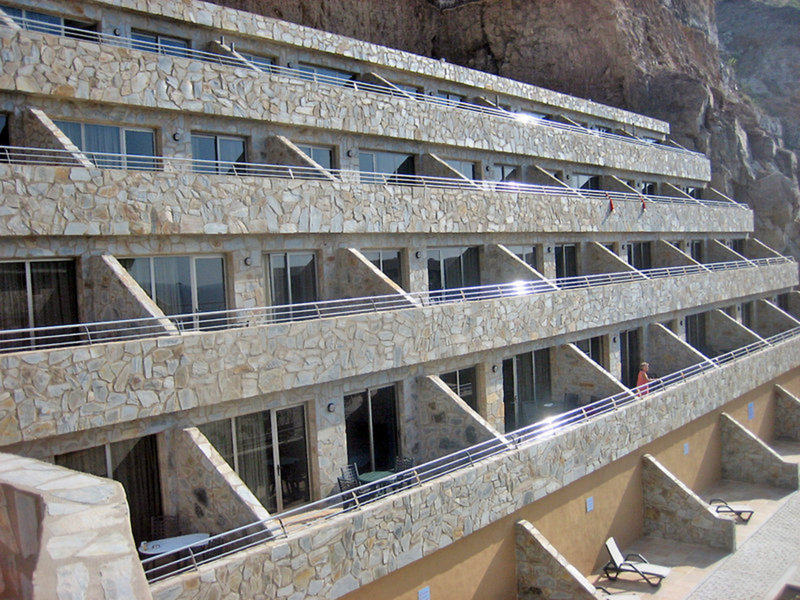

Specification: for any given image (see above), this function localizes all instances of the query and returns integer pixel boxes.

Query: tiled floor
[589,480,794,599]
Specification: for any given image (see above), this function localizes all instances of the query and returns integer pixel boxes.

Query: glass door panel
[344,391,371,473]
[235,411,276,512]
[275,406,310,509]
[370,386,398,471]
[110,435,162,545]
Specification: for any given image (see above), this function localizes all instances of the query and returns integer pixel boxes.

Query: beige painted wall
[342,366,800,600]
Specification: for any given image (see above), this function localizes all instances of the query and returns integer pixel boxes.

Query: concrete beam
[720,413,799,490]
[642,454,735,551]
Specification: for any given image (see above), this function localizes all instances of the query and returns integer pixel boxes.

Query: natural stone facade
[641,454,735,551]
[720,413,800,489]
[775,385,800,441]
[0,452,151,600]
[0,261,793,447]
[515,520,596,600]
[149,341,800,599]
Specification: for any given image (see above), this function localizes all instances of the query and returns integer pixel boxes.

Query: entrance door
[620,329,640,388]
[503,349,552,431]
[344,385,399,473]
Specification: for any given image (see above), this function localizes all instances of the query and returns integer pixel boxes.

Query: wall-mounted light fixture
[612,336,618,343]
[327,403,336,413]
[172,132,181,142]
[346,149,354,157]
[113,27,121,36]
[243,256,252,266]
[485,165,491,172]
[679,320,684,326]
[415,250,422,259]
[491,364,498,373]
[546,246,552,253]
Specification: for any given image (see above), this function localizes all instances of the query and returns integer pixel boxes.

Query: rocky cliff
[211,0,800,259]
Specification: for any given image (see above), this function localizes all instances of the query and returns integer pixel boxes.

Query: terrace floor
[590,480,799,599]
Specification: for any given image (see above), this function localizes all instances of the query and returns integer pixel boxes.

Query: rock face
[210,0,800,259]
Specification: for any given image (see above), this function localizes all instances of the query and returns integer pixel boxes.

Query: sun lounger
[710,498,754,523]
[595,585,641,599]
[602,537,670,587]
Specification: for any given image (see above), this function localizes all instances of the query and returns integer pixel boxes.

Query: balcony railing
[139,324,800,582]
[0,257,790,354]
[0,146,745,210]
[1,15,703,157]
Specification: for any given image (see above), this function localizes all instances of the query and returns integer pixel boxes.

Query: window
[689,240,704,263]
[55,435,162,544]
[554,244,577,280]
[502,349,551,430]
[389,82,422,99]
[619,329,640,388]
[741,301,754,329]
[576,335,606,368]
[0,259,78,349]
[54,120,157,169]
[240,53,275,73]
[574,174,600,190]
[493,164,520,182]
[297,63,357,87]
[685,186,701,199]
[513,110,549,121]
[777,293,790,312]
[362,250,402,287]
[295,144,334,170]
[200,406,310,513]
[639,181,657,195]
[427,247,480,297]
[444,159,476,180]
[506,245,538,270]
[441,367,478,411]
[0,113,8,147]
[266,252,318,320]
[120,256,227,330]
[131,29,189,57]
[433,91,464,106]
[344,385,398,473]
[627,242,652,270]
[191,134,246,174]
[730,239,745,255]
[359,150,415,184]
[685,313,707,354]
[1,5,97,40]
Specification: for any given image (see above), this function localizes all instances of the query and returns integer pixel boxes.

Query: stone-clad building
[0,0,799,598]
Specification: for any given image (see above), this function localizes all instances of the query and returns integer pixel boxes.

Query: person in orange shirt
[637,362,654,395]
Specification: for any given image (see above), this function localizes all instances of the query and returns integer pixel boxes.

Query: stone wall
[775,385,800,441]
[515,520,596,600]
[646,323,708,376]
[20,108,92,167]
[165,427,270,536]
[82,254,177,335]
[0,452,151,600]
[720,413,799,489]
[332,248,415,302]
[550,344,627,409]
[481,244,548,287]
[753,299,800,339]
[651,239,698,268]
[707,239,746,263]
[148,342,800,600]
[641,454,735,551]
[583,241,635,276]
[705,309,762,356]
[415,375,501,463]
[0,260,794,447]
[0,163,749,239]
[264,135,336,180]
[0,26,710,180]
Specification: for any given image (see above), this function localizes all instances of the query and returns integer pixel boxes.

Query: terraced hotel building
[0,1,799,598]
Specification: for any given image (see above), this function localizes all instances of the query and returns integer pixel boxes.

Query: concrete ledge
[774,385,800,441]
[515,519,596,600]
[642,454,735,551]
[720,413,799,489]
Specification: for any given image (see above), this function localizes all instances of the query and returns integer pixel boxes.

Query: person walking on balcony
[637,362,654,395]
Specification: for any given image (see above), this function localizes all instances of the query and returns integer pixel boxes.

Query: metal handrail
[140,324,800,581]
[0,145,746,209]
[0,257,791,353]
[1,15,704,158]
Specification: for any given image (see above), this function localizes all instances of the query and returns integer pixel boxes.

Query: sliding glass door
[344,385,399,473]
[502,349,552,431]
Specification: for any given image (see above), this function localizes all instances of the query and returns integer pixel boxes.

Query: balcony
[142,325,800,592]
[0,21,711,180]
[0,258,794,446]
[0,147,750,238]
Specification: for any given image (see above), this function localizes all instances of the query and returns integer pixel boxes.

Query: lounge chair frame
[602,537,669,587]
[710,498,754,523]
